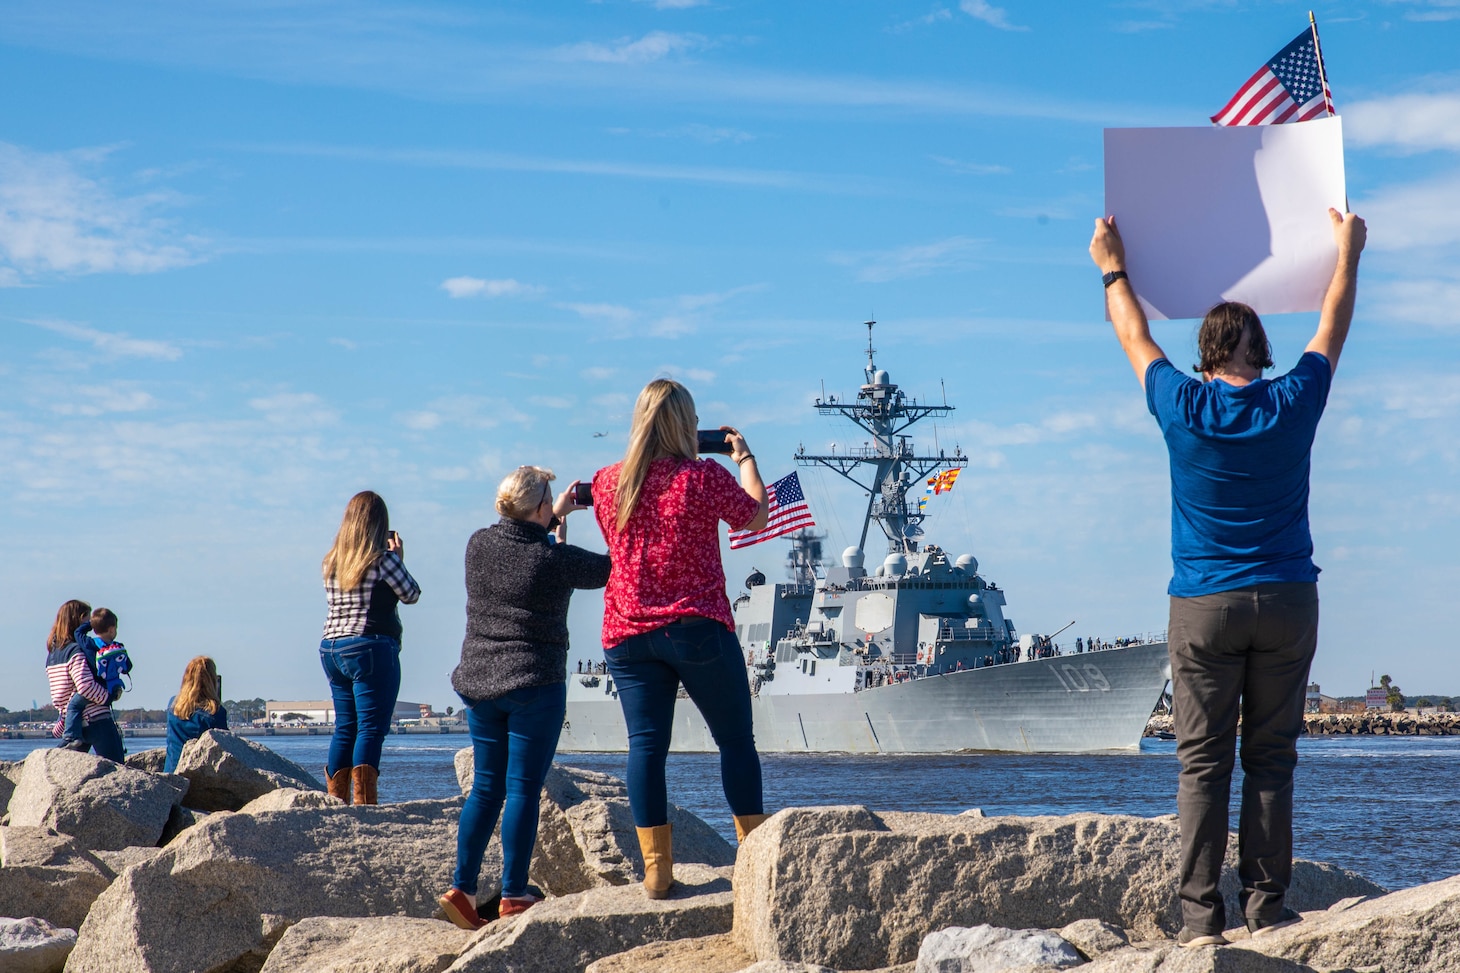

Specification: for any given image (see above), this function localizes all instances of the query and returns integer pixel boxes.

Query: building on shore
[263,700,432,725]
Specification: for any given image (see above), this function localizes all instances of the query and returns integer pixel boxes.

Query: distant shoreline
[1144,711,1460,737]
[0,723,470,741]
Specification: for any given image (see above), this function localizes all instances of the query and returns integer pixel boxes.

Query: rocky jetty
[0,734,1453,973]
[1146,711,1460,737]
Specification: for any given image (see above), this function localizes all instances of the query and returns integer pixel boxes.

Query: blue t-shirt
[1146,352,1332,597]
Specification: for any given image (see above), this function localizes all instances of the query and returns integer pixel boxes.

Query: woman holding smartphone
[591,379,771,899]
[319,490,420,805]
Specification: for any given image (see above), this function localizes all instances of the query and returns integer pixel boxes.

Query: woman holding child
[320,490,421,806]
[43,600,125,762]
[591,379,772,899]
[437,466,609,930]
[164,656,228,773]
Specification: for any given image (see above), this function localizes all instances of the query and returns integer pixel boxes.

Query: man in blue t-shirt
[1089,208,1366,948]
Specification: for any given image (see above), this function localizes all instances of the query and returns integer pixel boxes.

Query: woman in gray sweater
[438,466,610,930]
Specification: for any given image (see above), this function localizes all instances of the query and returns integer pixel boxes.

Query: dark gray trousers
[1168,582,1318,934]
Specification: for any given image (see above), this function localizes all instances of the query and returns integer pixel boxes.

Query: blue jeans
[605,618,763,828]
[320,635,402,776]
[62,693,87,740]
[82,716,125,762]
[453,682,566,897]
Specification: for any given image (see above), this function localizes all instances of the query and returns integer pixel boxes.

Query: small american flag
[729,472,816,550]
[1211,26,1334,126]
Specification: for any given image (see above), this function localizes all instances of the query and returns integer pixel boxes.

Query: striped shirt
[46,642,112,736]
[322,551,421,640]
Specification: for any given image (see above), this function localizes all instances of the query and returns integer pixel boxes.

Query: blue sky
[3,0,1458,713]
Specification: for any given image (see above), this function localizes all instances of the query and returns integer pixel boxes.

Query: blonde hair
[47,600,92,652]
[323,491,390,590]
[616,379,697,531]
[497,466,556,521]
[173,656,221,718]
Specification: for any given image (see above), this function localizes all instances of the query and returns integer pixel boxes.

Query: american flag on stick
[1211,22,1334,126]
[729,472,816,550]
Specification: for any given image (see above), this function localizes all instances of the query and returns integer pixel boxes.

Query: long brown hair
[615,379,697,531]
[1194,301,1274,376]
[322,491,390,590]
[173,656,221,718]
[47,600,92,651]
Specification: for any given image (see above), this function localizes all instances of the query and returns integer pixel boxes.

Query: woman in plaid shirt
[320,490,421,804]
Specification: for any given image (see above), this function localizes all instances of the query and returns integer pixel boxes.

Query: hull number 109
[1051,663,1111,693]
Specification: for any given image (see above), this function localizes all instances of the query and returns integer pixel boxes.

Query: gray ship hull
[560,641,1171,754]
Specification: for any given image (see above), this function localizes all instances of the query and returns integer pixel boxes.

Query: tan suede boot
[351,765,379,805]
[635,823,674,899]
[326,767,352,804]
[733,813,771,843]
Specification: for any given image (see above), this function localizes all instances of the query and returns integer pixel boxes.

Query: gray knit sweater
[451,518,611,702]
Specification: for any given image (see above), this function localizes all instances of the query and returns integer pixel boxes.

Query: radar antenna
[795,320,968,553]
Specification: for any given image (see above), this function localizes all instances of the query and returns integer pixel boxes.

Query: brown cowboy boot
[635,823,673,899]
[351,765,379,805]
[326,767,352,804]
[733,813,772,843]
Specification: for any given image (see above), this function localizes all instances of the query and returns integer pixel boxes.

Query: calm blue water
[4,734,1456,892]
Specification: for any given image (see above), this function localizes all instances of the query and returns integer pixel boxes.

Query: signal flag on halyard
[728,472,816,550]
[925,468,962,496]
[1211,25,1334,126]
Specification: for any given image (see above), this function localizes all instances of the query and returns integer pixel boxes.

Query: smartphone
[572,483,593,506]
[696,429,734,455]
[388,530,401,546]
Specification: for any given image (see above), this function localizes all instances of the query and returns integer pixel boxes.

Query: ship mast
[795,321,966,553]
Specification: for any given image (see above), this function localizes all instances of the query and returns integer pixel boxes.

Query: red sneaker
[438,888,485,930]
[498,892,543,918]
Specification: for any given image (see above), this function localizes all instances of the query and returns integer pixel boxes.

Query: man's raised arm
[1089,217,1168,388]
[1305,209,1367,374]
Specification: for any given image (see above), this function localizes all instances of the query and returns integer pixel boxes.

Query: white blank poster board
[1103,116,1346,320]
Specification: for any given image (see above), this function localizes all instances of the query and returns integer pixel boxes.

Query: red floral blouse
[592,456,760,648]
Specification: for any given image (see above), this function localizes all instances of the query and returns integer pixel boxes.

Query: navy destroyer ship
[560,324,1172,753]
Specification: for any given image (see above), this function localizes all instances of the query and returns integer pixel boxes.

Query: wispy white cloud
[249,392,339,426]
[610,123,757,144]
[647,284,764,337]
[930,155,1012,176]
[559,302,636,322]
[1358,171,1460,251]
[440,276,543,299]
[0,142,205,281]
[397,394,531,432]
[29,319,183,361]
[831,236,985,283]
[656,365,716,384]
[959,0,1028,31]
[50,386,157,416]
[1386,0,1460,22]
[1346,92,1460,153]
[633,0,710,8]
[890,7,954,32]
[233,142,849,192]
[1365,277,1460,329]
[581,366,617,381]
[554,31,703,65]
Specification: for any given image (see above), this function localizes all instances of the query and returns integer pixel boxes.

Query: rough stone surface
[7,749,187,850]
[447,862,734,973]
[736,963,840,973]
[915,925,1084,973]
[585,933,753,973]
[94,844,168,875]
[173,729,323,811]
[238,787,345,813]
[732,807,1381,971]
[1078,944,1323,972]
[1057,919,1129,959]
[0,826,119,931]
[259,916,472,973]
[64,798,489,973]
[125,748,168,774]
[0,915,78,973]
[0,758,20,817]
[1234,873,1460,973]
[455,753,735,894]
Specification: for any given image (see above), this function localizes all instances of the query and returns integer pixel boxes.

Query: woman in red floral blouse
[592,378,770,899]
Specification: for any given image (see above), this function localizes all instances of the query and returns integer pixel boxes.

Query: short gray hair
[496,466,556,520]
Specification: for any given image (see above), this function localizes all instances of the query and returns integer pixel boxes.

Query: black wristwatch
[1102,270,1128,288]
